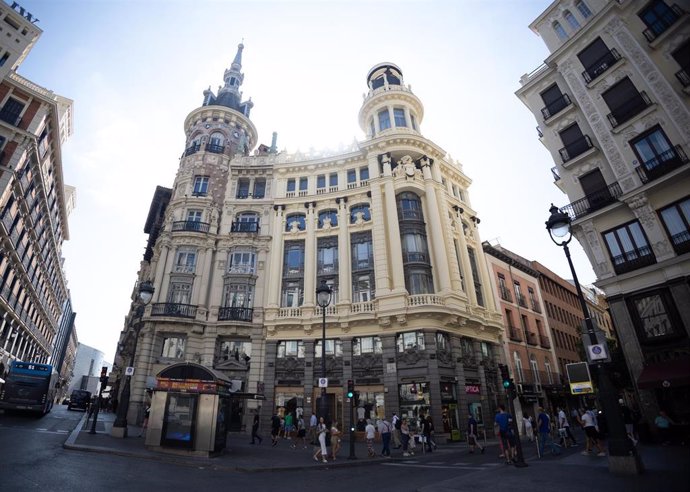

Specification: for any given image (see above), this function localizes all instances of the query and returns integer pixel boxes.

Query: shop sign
[465,384,480,394]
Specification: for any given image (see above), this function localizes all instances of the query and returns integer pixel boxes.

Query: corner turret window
[410,114,417,130]
[394,108,407,127]
[208,132,225,153]
[378,109,391,131]
[193,176,209,196]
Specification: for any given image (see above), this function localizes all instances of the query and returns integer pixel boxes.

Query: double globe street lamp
[546,205,642,474]
[111,280,155,438]
[315,280,332,424]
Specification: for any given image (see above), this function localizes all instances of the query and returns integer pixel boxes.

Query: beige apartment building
[0,2,76,375]
[116,44,507,438]
[516,0,690,425]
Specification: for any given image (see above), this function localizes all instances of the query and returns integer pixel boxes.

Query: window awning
[637,357,690,390]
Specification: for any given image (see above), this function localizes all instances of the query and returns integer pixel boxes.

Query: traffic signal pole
[347,380,356,460]
[499,364,527,468]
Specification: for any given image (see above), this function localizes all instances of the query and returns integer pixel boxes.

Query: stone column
[337,198,351,304]
[303,202,316,307]
[152,241,170,303]
[368,154,391,296]
[381,333,399,418]
[425,331,443,433]
[261,341,278,425]
[382,166,405,293]
[420,157,451,294]
[455,211,477,305]
[266,206,285,308]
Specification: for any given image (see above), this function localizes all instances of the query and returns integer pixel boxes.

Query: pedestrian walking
[378,416,393,456]
[421,415,433,453]
[308,413,318,445]
[271,409,281,447]
[494,405,516,464]
[293,415,307,449]
[654,410,674,445]
[619,399,637,446]
[580,407,606,456]
[426,415,438,450]
[250,414,263,444]
[467,413,485,454]
[365,419,376,457]
[313,417,329,463]
[392,412,402,449]
[557,407,577,447]
[284,411,294,441]
[523,414,534,442]
[401,418,414,456]
[537,407,550,458]
[330,421,342,460]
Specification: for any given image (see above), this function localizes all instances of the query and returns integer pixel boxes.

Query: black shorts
[584,426,599,440]
[499,430,515,447]
[298,429,306,437]
[271,428,279,437]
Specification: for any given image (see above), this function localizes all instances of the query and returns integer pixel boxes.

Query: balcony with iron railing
[558,182,622,221]
[582,48,621,84]
[206,143,225,154]
[541,93,572,121]
[607,91,652,128]
[669,230,690,255]
[184,143,201,156]
[499,286,513,303]
[559,135,594,163]
[635,145,688,183]
[539,333,551,349]
[218,306,253,322]
[171,220,210,233]
[611,245,656,275]
[531,299,542,314]
[675,66,690,87]
[642,4,684,42]
[508,326,522,342]
[516,293,527,308]
[526,331,538,346]
[151,302,198,319]
[231,221,259,233]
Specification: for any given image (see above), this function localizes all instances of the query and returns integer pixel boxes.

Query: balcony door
[579,169,610,211]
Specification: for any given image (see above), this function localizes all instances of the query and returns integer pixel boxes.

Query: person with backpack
[392,412,402,449]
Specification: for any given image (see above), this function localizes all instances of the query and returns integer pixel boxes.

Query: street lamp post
[546,205,643,474]
[315,280,332,425]
[111,280,155,438]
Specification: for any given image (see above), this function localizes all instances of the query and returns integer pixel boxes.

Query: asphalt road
[0,405,509,492]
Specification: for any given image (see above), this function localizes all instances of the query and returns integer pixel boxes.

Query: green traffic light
[347,392,354,398]
[503,381,511,388]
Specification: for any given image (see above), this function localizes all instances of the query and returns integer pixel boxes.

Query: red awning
[637,357,690,390]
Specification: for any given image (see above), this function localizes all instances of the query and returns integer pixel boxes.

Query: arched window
[553,21,568,40]
[576,1,592,19]
[232,212,259,232]
[285,214,306,232]
[209,132,224,146]
[397,192,423,221]
[350,203,371,223]
[564,10,580,29]
[318,209,338,228]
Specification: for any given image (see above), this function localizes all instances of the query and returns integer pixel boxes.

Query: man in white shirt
[378,417,393,456]
[580,408,605,456]
[308,413,318,445]
[391,412,402,449]
[365,419,376,457]
[557,407,578,447]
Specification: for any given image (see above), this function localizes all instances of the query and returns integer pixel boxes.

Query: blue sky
[14,0,597,361]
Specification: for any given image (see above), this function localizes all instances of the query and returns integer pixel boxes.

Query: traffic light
[347,379,354,399]
[499,363,511,389]
[354,391,360,407]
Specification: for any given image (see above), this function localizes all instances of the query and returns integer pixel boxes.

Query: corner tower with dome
[115,51,507,439]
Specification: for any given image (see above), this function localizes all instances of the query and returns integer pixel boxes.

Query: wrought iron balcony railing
[516,293,527,308]
[607,91,652,128]
[184,143,201,156]
[611,246,656,275]
[218,306,253,322]
[558,182,622,221]
[171,220,210,233]
[206,143,225,154]
[508,326,522,342]
[231,221,259,233]
[541,93,572,120]
[675,67,690,87]
[526,331,538,346]
[559,134,594,163]
[539,334,551,349]
[499,286,513,303]
[635,145,688,183]
[642,4,684,42]
[151,302,198,318]
[669,230,690,255]
[582,48,621,83]
[531,300,542,314]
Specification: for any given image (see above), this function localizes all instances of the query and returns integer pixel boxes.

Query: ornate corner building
[0,2,76,381]
[516,0,690,424]
[121,46,506,435]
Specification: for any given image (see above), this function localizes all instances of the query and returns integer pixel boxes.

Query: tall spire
[203,42,253,116]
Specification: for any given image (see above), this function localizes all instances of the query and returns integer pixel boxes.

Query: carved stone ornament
[436,349,454,367]
[378,316,391,328]
[397,314,407,325]
[275,357,304,377]
[398,348,425,366]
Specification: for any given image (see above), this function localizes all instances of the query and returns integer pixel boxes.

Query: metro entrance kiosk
[145,362,264,456]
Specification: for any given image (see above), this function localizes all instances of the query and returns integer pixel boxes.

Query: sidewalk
[64,411,429,471]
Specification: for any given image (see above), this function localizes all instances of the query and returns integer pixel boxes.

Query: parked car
[67,390,91,411]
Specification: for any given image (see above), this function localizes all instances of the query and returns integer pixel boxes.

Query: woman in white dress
[313,417,329,463]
